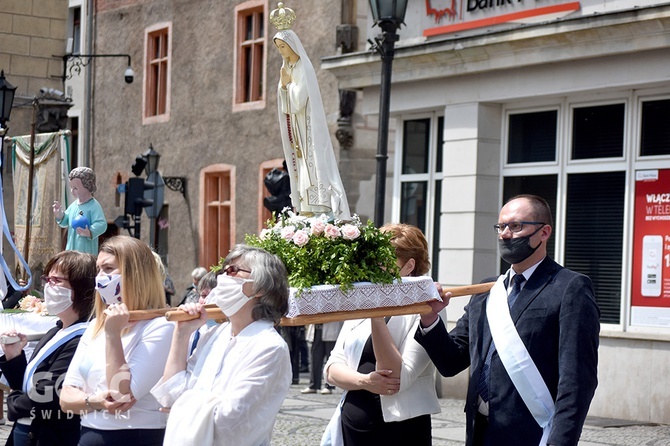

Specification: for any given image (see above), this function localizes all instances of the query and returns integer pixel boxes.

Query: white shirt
[325,315,440,422]
[63,317,174,430]
[151,320,291,446]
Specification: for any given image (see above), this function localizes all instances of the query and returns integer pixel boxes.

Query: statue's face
[274,39,298,61]
[70,177,92,201]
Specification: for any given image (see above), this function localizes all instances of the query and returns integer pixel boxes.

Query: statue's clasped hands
[280,66,292,89]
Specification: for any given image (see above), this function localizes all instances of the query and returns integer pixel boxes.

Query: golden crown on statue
[270,2,296,30]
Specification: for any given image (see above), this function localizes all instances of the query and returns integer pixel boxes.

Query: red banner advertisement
[631,169,670,327]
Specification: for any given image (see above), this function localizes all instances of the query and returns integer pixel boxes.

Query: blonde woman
[61,236,174,445]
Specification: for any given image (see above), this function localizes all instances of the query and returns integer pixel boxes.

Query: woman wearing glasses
[60,236,174,446]
[151,245,291,446]
[0,250,96,446]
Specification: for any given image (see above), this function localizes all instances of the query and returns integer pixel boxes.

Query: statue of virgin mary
[272,9,351,220]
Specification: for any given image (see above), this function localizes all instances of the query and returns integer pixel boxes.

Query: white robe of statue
[275,29,351,220]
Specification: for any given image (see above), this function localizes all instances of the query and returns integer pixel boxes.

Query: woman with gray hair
[52,167,107,254]
[151,244,291,446]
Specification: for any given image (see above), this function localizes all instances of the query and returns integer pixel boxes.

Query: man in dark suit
[416,194,600,446]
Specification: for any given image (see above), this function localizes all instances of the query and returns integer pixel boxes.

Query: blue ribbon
[0,150,32,291]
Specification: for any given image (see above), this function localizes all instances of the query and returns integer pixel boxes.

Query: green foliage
[245,214,400,292]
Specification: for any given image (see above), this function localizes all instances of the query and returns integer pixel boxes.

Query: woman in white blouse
[322,224,441,445]
[60,236,174,445]
[151,245,291,446]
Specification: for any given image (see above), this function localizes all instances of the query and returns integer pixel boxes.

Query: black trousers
[472,411,490,446]
[308,325,335,390]
[78,427,165,446]
[281,326,304,382]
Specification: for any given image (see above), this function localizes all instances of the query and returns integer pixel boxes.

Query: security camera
[124,67,134,84]
[39,87,65,98]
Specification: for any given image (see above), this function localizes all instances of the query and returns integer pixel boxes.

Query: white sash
[22,321,88,393]
[486,275,555,446]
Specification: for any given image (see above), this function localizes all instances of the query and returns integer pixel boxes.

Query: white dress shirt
[151,320,291,446]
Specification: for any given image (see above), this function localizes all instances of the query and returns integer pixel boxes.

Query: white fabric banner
[11,131,71,275]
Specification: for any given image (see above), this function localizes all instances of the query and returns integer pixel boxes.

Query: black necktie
[477,274,526,402]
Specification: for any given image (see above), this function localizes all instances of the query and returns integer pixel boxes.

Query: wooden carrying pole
[127,282,495,326]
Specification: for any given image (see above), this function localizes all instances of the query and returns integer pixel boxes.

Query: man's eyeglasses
[222,265,251,276]
[40,275,68,286]
[493,221,545,235]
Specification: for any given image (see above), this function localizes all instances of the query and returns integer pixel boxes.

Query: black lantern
[143,144,161,176]
[368,0,408,226]
[0,70,17,131]
[369,0,408,29]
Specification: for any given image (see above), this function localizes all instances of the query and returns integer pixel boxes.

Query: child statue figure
[271,2,351,220]
[52,167,108,254]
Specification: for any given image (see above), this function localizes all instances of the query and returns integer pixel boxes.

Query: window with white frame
[503,101,629,325]
[640,98,670,157]
[69,6,81,54]
[395,114,443,279]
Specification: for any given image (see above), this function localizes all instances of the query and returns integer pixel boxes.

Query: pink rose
[292,229,310,247]
[341,224,361,241]
[281,225,296,241]
[324,224,341,239]
[310,219,326,236]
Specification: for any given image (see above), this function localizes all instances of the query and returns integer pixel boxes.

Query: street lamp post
[0,70,17,132]
[368,0,408,226]
[0,70,17,182]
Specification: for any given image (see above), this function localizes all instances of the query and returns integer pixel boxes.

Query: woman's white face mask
[43,284,73,315]
[95,273,122,305]
[209,274,255,317]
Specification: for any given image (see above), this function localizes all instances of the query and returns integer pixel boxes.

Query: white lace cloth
[286,277,441,318]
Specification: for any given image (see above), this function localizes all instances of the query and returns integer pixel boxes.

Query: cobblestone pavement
[0,378,668,445]
[272,378,670,446]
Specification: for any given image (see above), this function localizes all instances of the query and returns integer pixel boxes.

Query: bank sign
[419,0,661,37]
[631,169,670,328]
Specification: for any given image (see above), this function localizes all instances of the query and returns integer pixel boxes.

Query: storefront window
[507,110,557,164]
[640,98,670,157]
[398,115,443,278]
[400,181,427,229]
[572,103,624,159]
[402,119,430,174]
[502,174,557,271]
[504,106,626,325]
[565,172,625,324]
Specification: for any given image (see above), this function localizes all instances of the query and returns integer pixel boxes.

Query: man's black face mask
[498,225,544,264]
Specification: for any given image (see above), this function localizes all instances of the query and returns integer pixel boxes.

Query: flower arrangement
[17,294,48,316]
[245,213,400,292]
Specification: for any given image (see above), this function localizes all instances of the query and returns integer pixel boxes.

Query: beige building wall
[89,1,357,295]
[0,0,69,269]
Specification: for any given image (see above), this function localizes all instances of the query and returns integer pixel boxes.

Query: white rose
[341,224,361,241]
[292,229,310,247]
[324,224,341,239]
[311,219,326,236]
[281,225,296,241]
